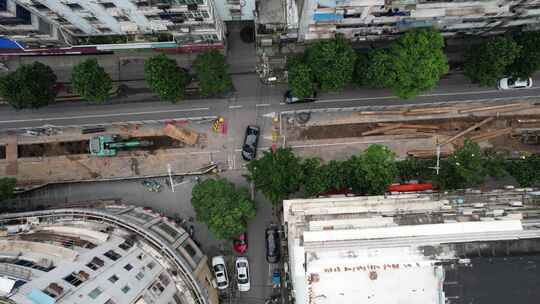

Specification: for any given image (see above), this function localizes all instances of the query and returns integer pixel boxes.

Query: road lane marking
[313,87,540,104]
[229,105,243,109]
[256,104,270,107]
[0,107,210,124]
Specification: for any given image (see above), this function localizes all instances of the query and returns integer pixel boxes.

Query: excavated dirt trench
[17,136,184,158]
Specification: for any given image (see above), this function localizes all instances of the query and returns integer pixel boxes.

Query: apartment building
[0,0,225,49]
[287,0,540,41]
[0,204,218,304]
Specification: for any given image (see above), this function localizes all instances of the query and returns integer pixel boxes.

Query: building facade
[286,0,540,41]
[0,0,225,49]
[282,191,540,304]
[0,204,218,304]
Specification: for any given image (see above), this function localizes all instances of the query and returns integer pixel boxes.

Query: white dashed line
[229,105,243,109]
[256,104,270,107]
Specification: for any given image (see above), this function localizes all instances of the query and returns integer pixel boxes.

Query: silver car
[212,256,229,290]
[497,77,533,90]
[235,257,250,292]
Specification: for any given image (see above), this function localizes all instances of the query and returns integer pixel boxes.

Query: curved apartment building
[0,204,218,304]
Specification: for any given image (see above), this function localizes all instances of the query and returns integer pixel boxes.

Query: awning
[0,277,15,296]
[26,289,55,304]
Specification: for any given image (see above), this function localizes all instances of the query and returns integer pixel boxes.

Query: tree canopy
[505,154,540,187]
[387,28,448,99]
[348,144,398,195]
[246,147,303,204]
[0,62,57,109]
[288,61,315,99]
[508,31,540,78]
[305,35,356,91]
[144,54,189,102]
[193,50,232,97]
[71,58,113,102]
[191,178,256,240]
[437,139,486,190]
[362,49,395,89]
[464,37,521,87]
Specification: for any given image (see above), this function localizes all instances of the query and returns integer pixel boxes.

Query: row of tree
[287,28,449,100]
[464,32,540,86]
[0,50,232,109]
[244,141,540,205]
[288,29,540,100]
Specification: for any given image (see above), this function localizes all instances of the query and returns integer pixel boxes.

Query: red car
[233,233,248,254]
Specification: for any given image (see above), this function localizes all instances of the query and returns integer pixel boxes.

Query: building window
[86,257,105,270]
[66,3,83,10]
[104,299,116,304]
[136,271,145,280]
[108,275,119,283]
[177,0,204,4]
[147,261,156,270]
[124,264,133,271]
[104,250,122,261]
[121,285,131,294]
[88,287,103,299]
[100,2,116,8]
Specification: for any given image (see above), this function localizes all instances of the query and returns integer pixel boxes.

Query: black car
[265,227,280,263]
[284,90,317,104]
[242,125,260,161]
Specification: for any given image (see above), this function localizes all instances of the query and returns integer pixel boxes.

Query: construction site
[0,119,224,186]
[283,100,540,160]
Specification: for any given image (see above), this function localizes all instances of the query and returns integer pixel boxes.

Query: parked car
[265,226,281,263]
[284,90,317,104]
[233,233,248,254]
[497,77,533,90]
[211,256,229,290]
[235,257,251,292]
[242,125,260,161]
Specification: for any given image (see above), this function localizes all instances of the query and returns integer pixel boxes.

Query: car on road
[265,226,281,263]
[497,77,533,90]
[242,125,260,161]
[235,257,250,292]
[233,233,248,254]
[284,90,317,104]
[211,256,229,290]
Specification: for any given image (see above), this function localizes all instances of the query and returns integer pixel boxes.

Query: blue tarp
[27,289,55,304]
[313,12,343,22]
[0,37,23,49]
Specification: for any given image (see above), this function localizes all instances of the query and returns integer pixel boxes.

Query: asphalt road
[1,73,540,131]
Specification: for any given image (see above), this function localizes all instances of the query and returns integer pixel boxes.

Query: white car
[497,77,533,90]
[235,257,250,292]
[211,256,229,290]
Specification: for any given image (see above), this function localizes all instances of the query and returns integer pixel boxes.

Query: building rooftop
[283,189,540,304]
[0,205,218,304]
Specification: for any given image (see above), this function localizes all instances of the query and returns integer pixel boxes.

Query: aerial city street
[0,0,539,303]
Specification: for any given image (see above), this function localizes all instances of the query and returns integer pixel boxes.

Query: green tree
[363,49,395,89]
[508,31,540,78]
[396,157,435,182]
[348,144,397,195]
[0,177,16,201]
[71,58,112,102]
[191,178,256,240]
[506,154,540,187]
[246,147,303,204]
[193,50,232,97]
[321,160,349,191]
[144,54,188,102]
[0,62,57,109]
[437,139,486,190]
[288,62,315,99]
[464,37,521,87]
[387,28,448,99]
[301,158,327,197]
[305,35,356,91]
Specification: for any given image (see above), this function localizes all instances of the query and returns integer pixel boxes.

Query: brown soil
[290,115,540,141]
[17,136,185,158]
